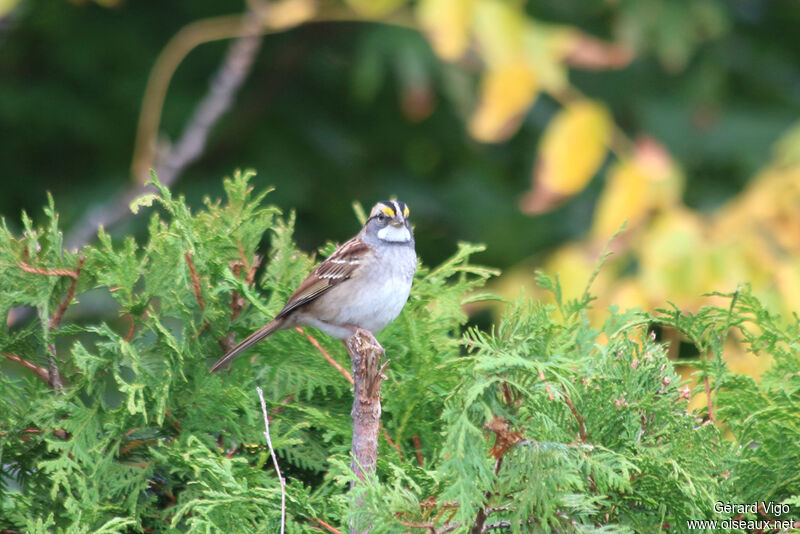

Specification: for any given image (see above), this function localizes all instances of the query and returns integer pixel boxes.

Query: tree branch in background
[65,11,264,250]
[63,2,415,251]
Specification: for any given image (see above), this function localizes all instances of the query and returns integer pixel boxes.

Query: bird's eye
[377,213,386,221]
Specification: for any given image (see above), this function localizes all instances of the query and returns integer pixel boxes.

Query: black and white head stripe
[369,200,409,220]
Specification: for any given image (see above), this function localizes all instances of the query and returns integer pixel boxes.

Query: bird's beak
[390,216,405,228]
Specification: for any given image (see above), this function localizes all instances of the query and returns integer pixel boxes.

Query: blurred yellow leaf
[608,278,648,312]
[468,61,539,143]
[417,0,474,61]
[773,119,800,167]
[776,260,800,315]
[473,0,526,67]
[592,159,649,241]
[523,23,570,93]
[592,137,682,240]
[535,100,612,194]
[344,0,405,17]
[264,0,317,29]
[543,243,613,304]
[639,210,710,308]
[0,0,21,16]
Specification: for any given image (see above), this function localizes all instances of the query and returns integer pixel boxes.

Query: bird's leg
[341,326,384,359]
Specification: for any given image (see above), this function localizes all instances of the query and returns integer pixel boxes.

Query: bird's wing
[275,236,372,319]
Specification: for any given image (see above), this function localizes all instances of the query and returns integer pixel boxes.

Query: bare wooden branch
[65,12,264,250]
[149,14,263,187]
[348,328,386,487]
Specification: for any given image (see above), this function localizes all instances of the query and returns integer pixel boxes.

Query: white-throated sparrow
[210,200,417,372]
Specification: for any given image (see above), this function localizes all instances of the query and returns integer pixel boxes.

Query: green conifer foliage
[1,173,798,532]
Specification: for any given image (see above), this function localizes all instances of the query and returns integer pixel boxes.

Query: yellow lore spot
[381,206,396,216]
[403,206,410,217]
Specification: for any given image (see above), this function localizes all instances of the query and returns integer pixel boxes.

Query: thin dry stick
[3,353,50,383]
[310,518,343,534]
[704,375,715,422]
[49,256,85,330]
[538,369,554,401]
[185,251,206,311]
[561,385,587,442]
[45,256,85,394]
[18,262,78,279]
[412,435,424,467]
[257,386,286,534]
[295,327,353,384]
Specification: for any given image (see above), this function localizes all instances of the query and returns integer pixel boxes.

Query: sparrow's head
[366,200,413,243]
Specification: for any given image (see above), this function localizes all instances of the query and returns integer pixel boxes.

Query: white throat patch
[377,225,411,243]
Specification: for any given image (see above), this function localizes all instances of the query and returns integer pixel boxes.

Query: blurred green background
[1,0,799,313]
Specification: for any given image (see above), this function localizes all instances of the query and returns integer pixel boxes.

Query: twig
[412,435,424,467]
[382,425,403,458]
[146,13,264,187]
[704,375,715,422]
[310,518,343,534]
[3,353,50,383]
[482,522,511,532]
[470,458,503,534]
[538,369,554,401]
[561,385,587,442]
[268,393,295,422]
[49,256,85,330]
[398,518,462,533]
[296,327,353,384]
[43,256,85,394]
[185,251,206,312]
[65,12,264,250]
[18,262,78,279]
[256,386,286,534]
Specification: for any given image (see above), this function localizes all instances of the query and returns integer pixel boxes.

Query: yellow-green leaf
[417,0,474,61]
[536,100,611,195]
[591,159,649,241]
[130,193,158,214]
[473,0,526,67]
[0,0,21,17]
[345,0,405,17]
[468,61,539,143]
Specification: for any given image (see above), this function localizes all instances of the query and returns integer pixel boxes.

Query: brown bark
[347,328,388,534]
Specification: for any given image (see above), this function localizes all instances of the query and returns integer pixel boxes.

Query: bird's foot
[342,326,384,359]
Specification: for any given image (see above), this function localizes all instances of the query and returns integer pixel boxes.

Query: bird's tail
[209,318,283,373]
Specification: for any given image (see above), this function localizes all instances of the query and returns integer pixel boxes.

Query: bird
[210,200,417,372]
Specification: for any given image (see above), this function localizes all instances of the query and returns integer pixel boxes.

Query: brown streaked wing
[275,236,372,319]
